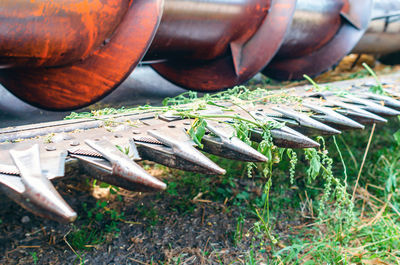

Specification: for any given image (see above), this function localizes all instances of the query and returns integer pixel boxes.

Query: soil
[0,171,303,264]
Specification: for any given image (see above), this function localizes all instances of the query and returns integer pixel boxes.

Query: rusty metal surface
[149,0,296,91]
[1,0,396,110]
[0,0,164,110]
[1,74,400,222]
[146,0,269,61]
[263,0,373,80]
[0,0,130,68]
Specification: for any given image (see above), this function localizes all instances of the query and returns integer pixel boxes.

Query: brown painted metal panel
[151,0,296,91]
[0,0,130,68]
[0,0,163,110]
[263,0,373,80]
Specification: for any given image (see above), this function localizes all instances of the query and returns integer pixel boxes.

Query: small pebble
[168,124,176,128]
[132,130,140,135]
[21,216,30,223]
[114,134,123,138]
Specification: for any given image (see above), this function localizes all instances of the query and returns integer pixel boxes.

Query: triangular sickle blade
[84,139,166,191]
[272,107,341,135]
[302,102,365,129]
[148,129,226,175]
[8,144,77,223]
[204,121,268,162]
[342,95,400,116]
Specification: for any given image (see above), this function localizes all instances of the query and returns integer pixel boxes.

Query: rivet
[70,141,80,146]
[46,146,56,151]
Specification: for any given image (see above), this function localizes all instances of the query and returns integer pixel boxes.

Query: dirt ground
[0,168,303,264]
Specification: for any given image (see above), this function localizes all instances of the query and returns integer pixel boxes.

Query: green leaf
[386,173,397,193]
[188,118,207,149]
[99,182,110,188]
[362,62,385,95]
[394,130,400,146]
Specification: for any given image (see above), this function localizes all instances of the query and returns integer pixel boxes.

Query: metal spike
[342,95,400,116]
[362,92,400,110]
[82,139,166,191]
[148,129,226,175]
[134,140,217,174]
[302,102,365,129]
[204,121,268,162]
[270,126,320,148]
[272,107,341,135]
[250,112,319,148]
[384,89,400,99]
[8,145,77,223]
[326,100,388,123]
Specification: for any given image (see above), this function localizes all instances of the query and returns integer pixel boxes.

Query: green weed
[29,251,38,265]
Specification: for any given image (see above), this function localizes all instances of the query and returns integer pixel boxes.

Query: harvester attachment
[1,74,400,222]
[0,0,400,222]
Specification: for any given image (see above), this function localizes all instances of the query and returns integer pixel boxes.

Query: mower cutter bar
[1,73,400,222]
